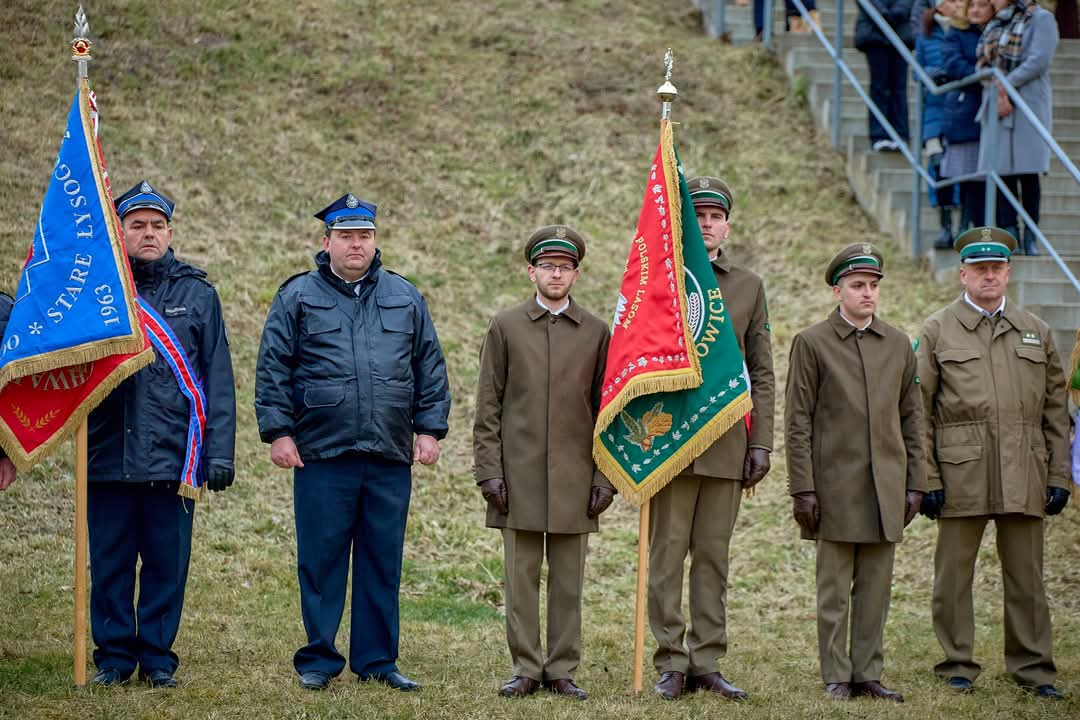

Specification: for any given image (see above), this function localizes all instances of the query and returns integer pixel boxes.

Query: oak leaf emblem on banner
[620,402,674,452]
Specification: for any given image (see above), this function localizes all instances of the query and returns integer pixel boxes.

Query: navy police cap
[315,193,377,231]
[114,179,175,220]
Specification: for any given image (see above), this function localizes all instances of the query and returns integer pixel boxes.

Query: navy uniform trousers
[293,451,412,677]
[87,481,194,678]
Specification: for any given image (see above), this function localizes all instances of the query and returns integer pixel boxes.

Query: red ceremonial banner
[596,120,701,427]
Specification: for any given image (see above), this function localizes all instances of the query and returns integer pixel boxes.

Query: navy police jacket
[254,250,451,464]
[87,250,236,482]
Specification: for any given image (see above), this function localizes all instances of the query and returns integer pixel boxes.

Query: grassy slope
[1,1,1077,718]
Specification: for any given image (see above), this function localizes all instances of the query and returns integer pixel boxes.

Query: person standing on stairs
[976,0,1059,255]
[857,0,917,152]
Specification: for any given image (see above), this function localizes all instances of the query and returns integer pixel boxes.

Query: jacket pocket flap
[937,348,981,364]
[376,295,412,309]
[936,444,982,464]
[300,295,336,309]
[1015,346,1047,364]
[304,385,345,408]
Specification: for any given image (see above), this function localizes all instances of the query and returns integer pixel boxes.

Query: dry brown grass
[0,1,1077,718]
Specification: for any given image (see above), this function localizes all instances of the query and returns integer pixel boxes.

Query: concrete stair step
[1023,302,1080,332]
[1013,278,1080,307]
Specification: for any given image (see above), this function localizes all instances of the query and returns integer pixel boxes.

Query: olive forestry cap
[114,179,175,221]
[315,193,377,232]
[825,242,885,286]
[687,176,734,215]
[525,224,586,265]
[954,226,1016,263]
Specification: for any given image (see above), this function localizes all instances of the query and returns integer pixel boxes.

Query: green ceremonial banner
[593,130,752,507]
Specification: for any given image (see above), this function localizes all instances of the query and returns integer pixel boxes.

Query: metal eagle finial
[657,49,677,119]
[71,5,92,78]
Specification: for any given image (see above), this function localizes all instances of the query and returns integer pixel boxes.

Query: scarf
[976,0,1036,72]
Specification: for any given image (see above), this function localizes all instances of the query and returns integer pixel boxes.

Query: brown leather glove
[904,490,924,527]
[587,486,615,519]
[792,491,820,533]
[479,478,508,515]
[742,448,771,490]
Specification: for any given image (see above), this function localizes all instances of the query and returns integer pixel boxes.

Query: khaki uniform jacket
[473,296,613,534]
[689,252,776,478]
[785,310,927,543]
[916,295,1069,518]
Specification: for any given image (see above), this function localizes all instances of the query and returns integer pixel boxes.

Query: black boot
[934,206,954,249]
[1023,228,1040,256]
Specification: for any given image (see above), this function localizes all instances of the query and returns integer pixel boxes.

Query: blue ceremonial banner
[0,80,151,468]
[0,85,145,388]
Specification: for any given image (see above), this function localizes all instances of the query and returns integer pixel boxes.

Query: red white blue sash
[136,297,207,495]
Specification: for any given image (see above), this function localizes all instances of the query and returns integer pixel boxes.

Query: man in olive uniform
[473,225,614,701]
[916,226,1070,700]
[88,180,236,689]
[785,244,925,702]
[648,177,774,701]
[255,193,451,692]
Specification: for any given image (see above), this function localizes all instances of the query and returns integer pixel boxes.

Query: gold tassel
[176,482,205,502]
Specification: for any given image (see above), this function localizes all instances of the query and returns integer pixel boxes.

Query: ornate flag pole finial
[71,5,92,78]
[657,49,677,120]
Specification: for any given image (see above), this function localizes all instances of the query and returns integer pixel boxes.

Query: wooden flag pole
[631,502,650,693]
[74,420,88,687]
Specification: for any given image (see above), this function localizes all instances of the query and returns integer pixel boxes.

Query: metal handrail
[785,0,1080,291]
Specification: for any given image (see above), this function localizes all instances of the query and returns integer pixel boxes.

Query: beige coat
[689,253,776,478]
[916,295,1069,518]
[473,297,612,534]
[785,310,927,543]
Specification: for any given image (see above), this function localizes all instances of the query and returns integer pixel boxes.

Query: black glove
[206,460,234,492]
[479,477,508,515]
[792,491,820,533]
[586,486,615,519]
[1045,486,1070,516]
[742,448,771,490]
[920,489,945,519]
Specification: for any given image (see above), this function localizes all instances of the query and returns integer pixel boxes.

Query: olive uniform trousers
[501,529,589,682]
[815,539,895,684]
[647,474,743,676]
[933,515,1055,686]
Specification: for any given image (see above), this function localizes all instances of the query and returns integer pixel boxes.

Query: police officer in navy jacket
[255,193,451,692]
[87,180,236,688]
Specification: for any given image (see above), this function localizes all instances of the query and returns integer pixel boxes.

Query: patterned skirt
[941,140,980,179]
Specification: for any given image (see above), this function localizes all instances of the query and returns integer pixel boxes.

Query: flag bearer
[88,180,236,688]
[648,176,774,701]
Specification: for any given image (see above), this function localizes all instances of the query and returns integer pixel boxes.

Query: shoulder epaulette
[278,270,314,292]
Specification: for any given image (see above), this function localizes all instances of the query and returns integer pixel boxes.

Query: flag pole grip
[632,501,650,693]
[74,420,88,687]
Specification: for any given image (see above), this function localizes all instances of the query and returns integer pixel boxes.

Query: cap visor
[329,219,375,230]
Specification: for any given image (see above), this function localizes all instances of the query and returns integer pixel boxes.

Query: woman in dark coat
[856,0,916,152]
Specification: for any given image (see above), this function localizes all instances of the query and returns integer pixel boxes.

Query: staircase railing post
[764,0,774,49]
[911,83,923,258]
[831,0,845,150]
[984,84,998,226]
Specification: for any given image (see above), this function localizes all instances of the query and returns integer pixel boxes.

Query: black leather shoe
[545,678,587,700]
[299,671,331,690]
[141,669,177,689]
[825,682,851,699]
[687,672,747,700]
[947,676,973,693]
[90,667,128,686]
[1035,684,1064,700]
[654,671,684,700]
[363,670,421,692]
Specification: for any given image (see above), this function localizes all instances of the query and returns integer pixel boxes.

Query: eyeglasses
[535,263,577,274]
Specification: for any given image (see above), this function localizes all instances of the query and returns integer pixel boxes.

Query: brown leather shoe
[545,678,587,700]
[852,680,904,702]
[824,682,851,699]
[687,672,748,701]
[499,676,540,697]
[654,671,684,700]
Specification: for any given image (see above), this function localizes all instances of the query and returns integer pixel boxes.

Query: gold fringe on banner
[595,392,753,507]
[176,482,206,502]
[0,349,153,471]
